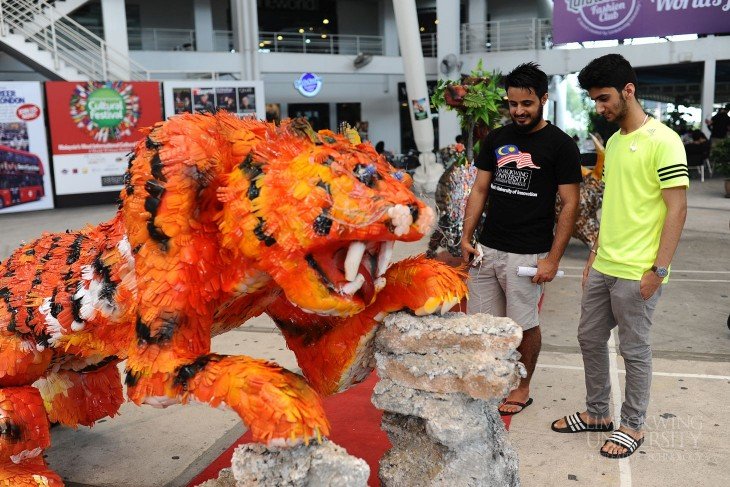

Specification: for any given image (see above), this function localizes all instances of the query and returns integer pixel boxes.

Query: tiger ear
[285,117,319,144]
[344,128,361,145]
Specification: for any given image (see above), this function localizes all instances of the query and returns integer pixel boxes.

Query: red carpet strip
[188,373,511,487]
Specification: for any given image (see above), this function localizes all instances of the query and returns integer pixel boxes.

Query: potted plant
[425,61,505,262]
[431,59,505,162]
[710,138,730,197]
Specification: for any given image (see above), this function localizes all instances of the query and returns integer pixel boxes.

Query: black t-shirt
[475,122,582,254]
[710,111,729,139]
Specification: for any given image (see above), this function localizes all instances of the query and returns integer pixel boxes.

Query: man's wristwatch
[651,265,669,278]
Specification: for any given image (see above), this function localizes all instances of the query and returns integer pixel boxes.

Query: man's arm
[533,182,580,283]
[640,186,687,299]
[460,170,492,263]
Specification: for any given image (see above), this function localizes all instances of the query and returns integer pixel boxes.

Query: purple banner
[553,0,730,44]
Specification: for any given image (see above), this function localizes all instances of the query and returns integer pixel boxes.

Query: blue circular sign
[294,73,323,97]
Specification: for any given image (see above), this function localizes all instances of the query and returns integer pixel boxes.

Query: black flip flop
[499,397,533,416]
[551,412,614,433]
[600,431,644,459]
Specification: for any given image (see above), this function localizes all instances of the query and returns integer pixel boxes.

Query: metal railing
[461,18,552,53]
[258,31,383,55]
[128,27,195,51]
[0,0,150,80]
[420,32,437,57]
[86,26,233,52]
[143,69,240,80]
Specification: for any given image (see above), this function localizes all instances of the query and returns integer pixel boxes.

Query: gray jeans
[578,267,663,431]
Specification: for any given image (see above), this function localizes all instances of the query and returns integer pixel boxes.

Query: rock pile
[372,312,524,486]
[197,440,369,487]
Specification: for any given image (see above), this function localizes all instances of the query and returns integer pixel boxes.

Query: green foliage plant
[431,59,505,162]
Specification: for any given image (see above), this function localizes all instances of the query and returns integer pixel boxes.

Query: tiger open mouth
[305,240,394,307]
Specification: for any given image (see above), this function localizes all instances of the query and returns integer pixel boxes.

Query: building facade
[0,0,727,154]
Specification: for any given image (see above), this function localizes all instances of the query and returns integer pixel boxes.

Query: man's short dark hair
[504,62,549,99]
[578,54,638,93]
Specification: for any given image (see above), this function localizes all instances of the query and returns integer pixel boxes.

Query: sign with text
[553,0,730,44]
[45,81,162,196]
[163,81,265,120]
[0,82,53,213]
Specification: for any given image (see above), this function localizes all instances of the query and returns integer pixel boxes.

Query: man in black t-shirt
[462,63,582,415]
[706,104,730,148]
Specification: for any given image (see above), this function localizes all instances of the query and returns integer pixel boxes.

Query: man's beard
[512,104,544,134]
[610,93,630,123]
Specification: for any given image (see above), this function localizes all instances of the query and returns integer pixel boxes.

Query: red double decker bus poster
[45,81,162,200]
[0,82,53,214]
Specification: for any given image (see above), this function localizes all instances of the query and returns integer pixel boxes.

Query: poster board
[163,80,265,120]
[0,82,54,214]
[45,81,162,203]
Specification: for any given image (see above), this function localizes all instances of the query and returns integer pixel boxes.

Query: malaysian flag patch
[495,145,540,169]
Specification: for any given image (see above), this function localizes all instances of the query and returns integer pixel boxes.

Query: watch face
[655,267,668,278]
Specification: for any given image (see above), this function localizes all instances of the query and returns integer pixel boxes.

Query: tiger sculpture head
[122,112,434,319]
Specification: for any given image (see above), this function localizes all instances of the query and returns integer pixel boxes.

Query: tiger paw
[377,255,468,316]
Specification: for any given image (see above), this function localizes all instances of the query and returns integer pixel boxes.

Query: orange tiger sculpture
[0,113,467,485]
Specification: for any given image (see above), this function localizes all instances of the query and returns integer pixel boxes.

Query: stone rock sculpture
[372,312,524,486]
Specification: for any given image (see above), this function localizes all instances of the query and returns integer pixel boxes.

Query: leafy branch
[431,59,505,161]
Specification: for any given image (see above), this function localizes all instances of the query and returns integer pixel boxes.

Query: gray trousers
[578,267,662,431]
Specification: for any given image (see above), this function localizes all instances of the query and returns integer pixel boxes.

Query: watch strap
[651,265,668,277]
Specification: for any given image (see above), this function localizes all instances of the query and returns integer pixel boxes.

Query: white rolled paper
[517,266,565,278]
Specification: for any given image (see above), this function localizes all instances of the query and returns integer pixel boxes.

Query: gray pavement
[0,176,728,487]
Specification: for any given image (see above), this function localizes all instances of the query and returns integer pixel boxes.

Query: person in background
[689,129,708,145]
[375,141,394,163]
[706,103,729,147]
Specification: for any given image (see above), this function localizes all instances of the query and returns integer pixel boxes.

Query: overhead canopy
[635,60,730,106]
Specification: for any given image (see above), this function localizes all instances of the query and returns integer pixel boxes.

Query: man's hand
[532,257,559,284]
[461,240,477,264]
[582,251,597,288]
[640,270,663,300]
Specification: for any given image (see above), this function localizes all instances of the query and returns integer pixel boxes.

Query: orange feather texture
[0,113,467,483]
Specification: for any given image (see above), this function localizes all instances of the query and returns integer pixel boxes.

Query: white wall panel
[261,72,403,153]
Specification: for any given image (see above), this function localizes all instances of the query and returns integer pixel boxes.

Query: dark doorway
[336,103,361,129]
[288,103,330,131]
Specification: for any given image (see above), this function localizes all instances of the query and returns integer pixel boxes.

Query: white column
[467,0,487,54]
[468,0,486,23]
[246,0,260,80]
[230,0,259,80]
[701,59,716,138]
[392,0,442,192]
[380,0,399,56]
[194,0,215,52]
[437,0,461,150]
[100,0,130,79]
[551,75,567,131]
[230,0,250,79]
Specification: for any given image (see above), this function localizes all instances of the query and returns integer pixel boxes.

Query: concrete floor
[0,176,728,487]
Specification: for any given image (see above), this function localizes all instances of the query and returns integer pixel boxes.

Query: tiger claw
[440,296,460,315]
